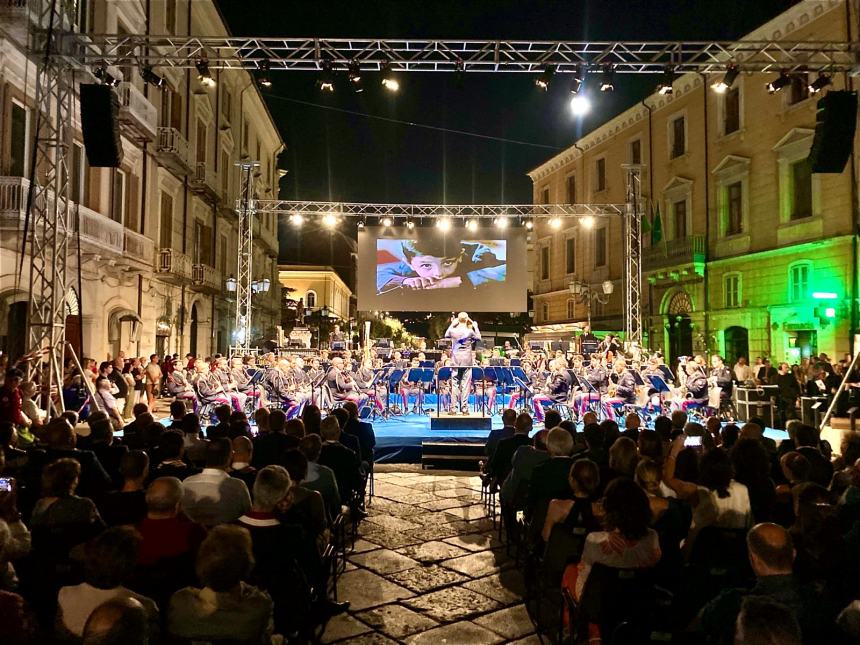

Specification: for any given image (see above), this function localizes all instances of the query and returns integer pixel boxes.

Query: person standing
[445,312,481,415]
[144,355,162,411]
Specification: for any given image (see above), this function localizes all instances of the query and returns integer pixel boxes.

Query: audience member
[98,450,148,526]
[252,409,291,468]
[299,434,341,521]
[486,412,533,483]
[81,596,149,645]
[229,436,258,490]
[149,430,199,481]
[182,438,251,527]
[342,401,377,465]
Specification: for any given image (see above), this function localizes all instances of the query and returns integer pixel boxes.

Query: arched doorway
[189,305,198,357]
[4,301,27,361]
[65,288,82,360]
[724,326,749,367]
[666,291,693,364]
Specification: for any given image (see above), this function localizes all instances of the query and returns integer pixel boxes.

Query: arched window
[306,290,317,309]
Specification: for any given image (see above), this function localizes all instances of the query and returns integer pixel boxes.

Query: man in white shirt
[182,437,251,527]
[733,356,753,384]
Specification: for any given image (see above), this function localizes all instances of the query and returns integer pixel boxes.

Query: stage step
[429,415,493,433]
[421,440,486,471]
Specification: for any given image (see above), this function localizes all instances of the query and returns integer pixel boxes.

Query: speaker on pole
[807,90,858,174]
[80,83,124,168]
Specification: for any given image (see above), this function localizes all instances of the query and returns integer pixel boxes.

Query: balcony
[76,205,125,256]
[533,276,575,296]
[117,82,157,141]
[123,229,155,266]
[192,264,222,293]
[189,162,220,203]
[253,217,279,254]
[156,247,192,284]
[155,127,192,176]
[643,235,706,272]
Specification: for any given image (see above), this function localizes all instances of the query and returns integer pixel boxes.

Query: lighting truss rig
[70,35,859,74]
[251,201,626,219]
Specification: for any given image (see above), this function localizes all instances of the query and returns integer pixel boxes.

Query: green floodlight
[825,307,836,318]
[812,291,838,299]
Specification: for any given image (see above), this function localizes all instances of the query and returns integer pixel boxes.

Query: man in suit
[342,401,376,466]
[252,409,292,468]
[229,436,258,489]
[485,412,533,484]
[485,408,517,462]
[527,427,576,521]
[329,408,362,459]
[87,416,129,488]
[318,416,364,517]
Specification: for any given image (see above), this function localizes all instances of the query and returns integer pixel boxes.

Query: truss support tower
[624,165,644,345]
[233,161,258,355]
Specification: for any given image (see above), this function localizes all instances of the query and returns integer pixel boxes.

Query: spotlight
[436,216,452,232]
[381,60,399,92]
[549,216,562,230]
[657,67,675,95]
[196,57,215,87]
[356,219,365,229]
[347,59,362,92]
[94,65,119,87]
[381,217,393,227]
[289,213,304,226]
[258,60,272,88]
[570,65,585,94]
[600,66,615,92]
[494,216,509,229]
[454,59,465,88]
[466,219,479,232]
[405,219,415,230]
[535,65,556,91]
[809,72,832,94]
[317,60,335,92]
[711,64,739,94]
[569,94,591,117]
[141,66,165,88]
[525,220,534,230]
[581,215,595,229]
[322,213,338,229]
[766,70,790,94]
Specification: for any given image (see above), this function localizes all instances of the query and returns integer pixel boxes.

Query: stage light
[436,216,452,232]
[494,216,509,229]
[809,72,832,94]
[466,219,479,232]
[711,64,739,93]
[381,60,399,92]
[454,59,465,87]
[94,66,120,87]
[570,65,585,94]
[347,59,362,92]
[405,219,415,230]
[600,66,615,92]
[657,67,675,95]
[535,65,555,91]
[549,216,562,230]
[141,66,165,88]
[322,213,338,229]
[196,57,215,87]
[569,94,591,116]
[525,220,534,230]
[581,215,595,229]
[289,213,304,226]
[356,219,365,229]
[258,60,272,88]
[381,217,393,227]
[317,60,335,92]
[766,70,790,94]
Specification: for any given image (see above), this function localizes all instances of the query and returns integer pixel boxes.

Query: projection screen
[357,226,527,312]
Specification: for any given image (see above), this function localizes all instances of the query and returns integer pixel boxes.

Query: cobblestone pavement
[322,465,541,644]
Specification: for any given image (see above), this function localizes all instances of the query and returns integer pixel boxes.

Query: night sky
[216,0,798,274]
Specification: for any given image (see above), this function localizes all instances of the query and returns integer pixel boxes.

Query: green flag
[641,208,652,235]
[651,204,663,244]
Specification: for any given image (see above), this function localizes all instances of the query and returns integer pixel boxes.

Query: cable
[265,94,563,150]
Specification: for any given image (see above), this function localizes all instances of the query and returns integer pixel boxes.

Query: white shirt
[734,362,753,383]
[58,583,158,637]
[182,468,252,527]
[692,480,752,531]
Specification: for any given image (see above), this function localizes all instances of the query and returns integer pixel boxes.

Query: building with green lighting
[528,0,858,366]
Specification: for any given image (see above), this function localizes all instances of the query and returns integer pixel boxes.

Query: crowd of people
[0,360,378,643]
[482,407,860,643]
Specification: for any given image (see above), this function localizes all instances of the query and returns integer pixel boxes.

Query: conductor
[445,312,481,415]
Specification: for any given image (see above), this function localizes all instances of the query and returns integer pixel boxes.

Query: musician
[264,359,302,413]
[167,366,198,412]
[600,333,622,357]
[230,357,263,409]
[214,356,247,413]
[327,356,365,406]
[355,358,385,412]
[445,311,481,415]
[193,361,231,407]
[306,357,324,385]
[474,357,498,414]
[678,361,709,410]
[329,324,346,346]
[391,351,408,370]
[577,354,607,416]
[603,359,637,419]
[709,355,734,399]
[399,358,425,414]
[531,359,570,422]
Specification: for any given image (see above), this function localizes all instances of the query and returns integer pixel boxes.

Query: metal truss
[234,162,258,354]
[252,201,625,218]
[70,35,858,74]
[623,166,644,345]
[26,0,75,418]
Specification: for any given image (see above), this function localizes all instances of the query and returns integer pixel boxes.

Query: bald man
[229,436,257,489]
[698,523,818,645]
[82,596,148,645]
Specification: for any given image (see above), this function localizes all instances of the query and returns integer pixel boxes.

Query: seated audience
[229,436,258,489]
[342,401,377,465]
[81,596,149,645]
[86,417,128,489]
[318,416,362,510]
[182,438,251,527]
[486,412,533,484]
[299,434,341,522]
[149,430,199,481]
[252,409,292,468]
[98,450,149,526]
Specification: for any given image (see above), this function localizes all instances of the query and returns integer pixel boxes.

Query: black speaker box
[80,83,123,168]
[807,90,857,174]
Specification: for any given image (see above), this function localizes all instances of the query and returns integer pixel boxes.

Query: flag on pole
[641,208,652,235]
[651,204,663,244]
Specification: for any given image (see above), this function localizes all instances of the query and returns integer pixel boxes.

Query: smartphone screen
[684,436,703,447]
[0,477,14,493]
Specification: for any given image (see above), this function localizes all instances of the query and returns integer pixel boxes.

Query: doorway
[4,301,27,361]
[724,326,749,366]
[189,305,198,357]
[786,330,818,364]
[668,314,693,363]
[155,334,169,358]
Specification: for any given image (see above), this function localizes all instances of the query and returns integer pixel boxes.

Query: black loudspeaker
[807,90,857,174]
[80,83,123,168]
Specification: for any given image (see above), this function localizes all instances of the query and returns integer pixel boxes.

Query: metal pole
[819,350,860,431]
[623,165,644,344]
[233,161,258,355]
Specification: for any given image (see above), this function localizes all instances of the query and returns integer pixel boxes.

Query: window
[221,150,230,197]
[75,0,92,32]
[222,88,232,123]
[673,199,687,239]
[69,142,85,204]
[193,221,203,264]
[790,159,812,220]
[306,291,317,308]
[670,116,686,158]
[630,139,641,165]
[541,302,549,322]
[726,181,743,235]
[242,122,250,153]
[566,175,576,204]
[541,187,550,204]
[111,169,126,224]
[788,75,809,105]
[594,227,607,267]
[159,192,173,248]
[10,101,28,177]
[196,119,207,164]
[220,235,228,276]
[165,0,176,34]
[724,274,741,308]
[567,299,575,319]
[565,237,576,274]
[724,87,740,134]
[596,158,606,191]
[789,263,810,302]
[540,246,550,280]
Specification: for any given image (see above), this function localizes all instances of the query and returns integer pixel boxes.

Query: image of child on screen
[376,239,506,294]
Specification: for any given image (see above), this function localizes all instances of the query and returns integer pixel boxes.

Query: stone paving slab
[473,604,536,640]
[442,532,501,552]
[364,514,423,532]
[404,620,504,645]
[434,486,484,499]
[418,497,477,511]
[402,586,502,623]
[387,564,471,594]
[320,613,373,643]
[359,526,426,549]
[352,538,382,553]
[442,503,493,521]
[440,549,512,578]
[462,570,527,606]
[349,548,421,575]
[411,479,463,491]
[355,604,440,640]
[398,540,471,563]
[336,568,414,611]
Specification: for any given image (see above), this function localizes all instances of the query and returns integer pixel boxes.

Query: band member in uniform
[329,324,346,347]
[603,359,637,419]
[445,312,481,415]
[399,358,425,414]
[532,359,571,423]
[355,358,385,412]
[230,357,263,409]
[214,356,247,412]
[577,354,608,416]
[474,357,498,415]
[709,355,734,401]
[167,366,198,412]
[327,356,365,406]
[676,361,709,410]
[193,361,231,408]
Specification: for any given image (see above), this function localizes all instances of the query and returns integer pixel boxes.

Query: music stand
[573,372,601,417]
[311,368,332,410]
[386,368,405,415]
[407,367,435,415]
[365,367,390,420]
[436,366,453,416]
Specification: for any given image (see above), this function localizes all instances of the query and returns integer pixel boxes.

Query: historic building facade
[528,0,858,365]
[0,0,283,362]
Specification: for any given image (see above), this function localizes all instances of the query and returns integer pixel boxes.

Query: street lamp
[225,275,237,292]
[568,279,614,329]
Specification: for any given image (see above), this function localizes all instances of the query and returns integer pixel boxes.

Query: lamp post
[568,279,614,330]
